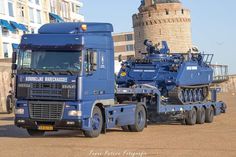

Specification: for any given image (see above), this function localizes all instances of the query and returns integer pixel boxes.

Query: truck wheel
[6,95,13,114]
[129,104,146,132]
[186,108,197,125]
[27,129,45,137]
[84,106,103,138]
[121,126,131,132]
[205,106,214,123]
[196,107,205,124]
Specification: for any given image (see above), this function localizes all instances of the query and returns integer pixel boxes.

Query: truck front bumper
[15,118,82,131]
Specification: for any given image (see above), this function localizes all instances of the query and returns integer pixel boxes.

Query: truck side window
[20,50,32,68]
[85,49,97,74]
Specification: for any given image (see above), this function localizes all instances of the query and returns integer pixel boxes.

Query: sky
[81,0,236,74]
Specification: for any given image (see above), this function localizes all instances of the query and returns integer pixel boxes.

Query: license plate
[38,125,54,131]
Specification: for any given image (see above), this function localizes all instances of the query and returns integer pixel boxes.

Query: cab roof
[39,22,113,34]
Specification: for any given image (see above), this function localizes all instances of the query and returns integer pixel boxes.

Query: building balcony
[16,17,28,24]
[70,12,84,22]
[17,0,26,4]
[69,0,83,7]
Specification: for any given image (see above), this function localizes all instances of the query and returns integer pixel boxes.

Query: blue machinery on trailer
[13,22,226,138]
[117,40,215,105]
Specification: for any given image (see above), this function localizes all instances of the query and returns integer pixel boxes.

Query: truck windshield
[18,50,82,72]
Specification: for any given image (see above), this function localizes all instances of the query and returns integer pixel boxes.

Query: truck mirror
[12,63,17,71]
[118,55,122,62]
[12,51,17,64]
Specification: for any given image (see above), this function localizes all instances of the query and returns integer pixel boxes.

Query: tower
[133,0,192,58]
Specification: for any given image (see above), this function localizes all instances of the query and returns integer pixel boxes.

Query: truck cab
[14,23,147,137]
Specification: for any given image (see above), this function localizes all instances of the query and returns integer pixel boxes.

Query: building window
[21,6,24,17]
[8,2,14,17]
[126,34,133,41]
[75,5,80,14]
[35,0,40,5]
[126,45,134,52]
[0,1,4,14]
[29,7,34,23]
[31,28,35,34]
[17,3,25,17]
[72,4,81,14]
[1,27,9,36]
[181,9,184,14]
[72,3,75,12]
[36,10,41,24]
[50,0,56,13]
[61,1,69,18]
[165,9,169,15]
[3,43,9,58]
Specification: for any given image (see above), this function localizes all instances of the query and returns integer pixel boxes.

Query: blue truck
[13,22,226,137]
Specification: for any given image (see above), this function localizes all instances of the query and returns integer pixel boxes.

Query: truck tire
[205,106,214,123]
[84,106,103,138]
[196,107,205,124]
[186,108,197,125]
[129,104,146,132]
[6,95,13,114]
[121,126,131,132]
[27,129,45,137]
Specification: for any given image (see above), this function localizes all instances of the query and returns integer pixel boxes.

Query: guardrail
[211,64,229,83]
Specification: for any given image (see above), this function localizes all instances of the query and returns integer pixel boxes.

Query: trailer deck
[116,85,226,124]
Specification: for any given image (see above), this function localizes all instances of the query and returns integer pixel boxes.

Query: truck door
[82,49,113,103]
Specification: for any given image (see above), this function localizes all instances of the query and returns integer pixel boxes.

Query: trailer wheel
[205,106,214,123]
[196,107,205,124]
[186,108,197,125]
[84,106,103,138]
[129,104,146,132]
[27,129,45,137]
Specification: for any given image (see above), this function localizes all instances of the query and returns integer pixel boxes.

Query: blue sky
[81,0,236,74]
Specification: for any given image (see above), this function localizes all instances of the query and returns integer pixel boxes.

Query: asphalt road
[0,93,235,157]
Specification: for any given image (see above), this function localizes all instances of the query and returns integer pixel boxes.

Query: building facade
[133,0,192,58]
[0,0,84,59]
[113,32,135,60]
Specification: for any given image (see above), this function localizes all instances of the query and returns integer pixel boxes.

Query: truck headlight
[68,110,82,117]
[15,108,24,115]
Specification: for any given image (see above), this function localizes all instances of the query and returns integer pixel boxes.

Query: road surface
[0,93,235,157]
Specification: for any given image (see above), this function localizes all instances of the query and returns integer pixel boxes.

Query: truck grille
[30,83,76,100]
[31,83,62,98]
[29,102,64,121]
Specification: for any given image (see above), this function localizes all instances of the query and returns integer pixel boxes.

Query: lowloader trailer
[116,85,226,125]
[13,22,226,138]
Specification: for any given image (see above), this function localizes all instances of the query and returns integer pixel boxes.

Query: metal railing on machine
[211,64,229,84]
